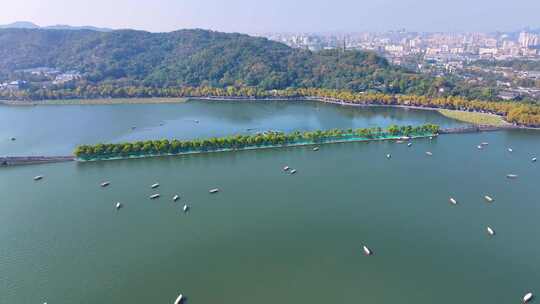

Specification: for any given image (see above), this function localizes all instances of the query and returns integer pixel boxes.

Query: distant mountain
[43,25,112,32]
[0,21,40,29]
[0,21,112,32]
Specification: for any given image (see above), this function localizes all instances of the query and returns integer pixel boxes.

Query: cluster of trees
[74,124,440,159]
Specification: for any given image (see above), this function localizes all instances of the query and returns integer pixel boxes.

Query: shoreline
[0,95,526,128]
[0,97,188,106]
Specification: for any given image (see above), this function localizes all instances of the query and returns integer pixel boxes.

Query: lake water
[1,100,540,304]
[1,99,464,156]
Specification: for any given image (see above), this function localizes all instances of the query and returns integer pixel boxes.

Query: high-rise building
[519,32,539,48]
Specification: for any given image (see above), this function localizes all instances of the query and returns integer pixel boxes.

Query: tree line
[74,124,440,160]
[6,85,536,126]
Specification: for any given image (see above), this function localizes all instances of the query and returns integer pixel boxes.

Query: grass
[437,109,509,126]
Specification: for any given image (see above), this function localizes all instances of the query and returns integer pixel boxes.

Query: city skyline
[1,0,539,34]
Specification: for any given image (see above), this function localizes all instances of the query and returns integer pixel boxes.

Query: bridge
[0,156,75,166]
[440,125,515,134]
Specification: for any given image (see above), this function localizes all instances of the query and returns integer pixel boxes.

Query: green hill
[0,28,442,93]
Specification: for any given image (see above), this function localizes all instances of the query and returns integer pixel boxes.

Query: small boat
[425,151,433,156]
[508,148,513,153]
[159,122,164,126]
[477,145,483,150]
[481,142,489,146]
[386,154,392,159]
[174,294,184,304]
[115,202,122,210]
[429,136,433,140]
[290,169,297,175]
[449,197,457,205]
[194,120,200,123]
[283,166,290,171]
[33,175,43,181]
[506,174,518,179]
[151,183,160,189]
[209,188,219,194]
[131,126,137,130]
[313,147,320,151]
[150,194,160,199]
[100,181,110,187]
[173,195,180,202]
[532,157,537,162]
[486,226,495,236]
[10,137,16,141]
[523,292,533,303]
[396,140,404,144]
[407,143,413,147]
[363,245,372,256]
[183,204,189,212]
[484,195,494,203]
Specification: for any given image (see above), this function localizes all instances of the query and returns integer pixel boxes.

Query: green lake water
[1,100,539,304]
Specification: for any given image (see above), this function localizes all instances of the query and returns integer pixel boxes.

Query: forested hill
[0,28,451,95]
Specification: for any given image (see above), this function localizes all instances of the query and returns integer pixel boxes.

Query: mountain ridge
[0,21,112,32]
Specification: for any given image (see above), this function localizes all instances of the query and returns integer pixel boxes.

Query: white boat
[209,188,219,193]
[183,204,189,212]
[486,226,495,236]
[426,151,433,156]
[429,136,433,140]
[507,174,518,179]
[290,169,297,174]
[481,142,489,146]
[407,143,412,147]
[313,147,320,151]
[532,157,537,162]
[283,166,290,171]
[508,148,513,152]
[151,183,160,189]
[150,194,160,199]
[33,175,43,181]
[115,202,122,209]
[386,154,392,159]
[173,195,179,202]
[523,292,533,303]
[174,294,184,304]
[363,245,372,256]
[396,140,404,144]
[449,197,458,205]
[477,145,483,150]
[100,181,110,187]
[484,195,494,203]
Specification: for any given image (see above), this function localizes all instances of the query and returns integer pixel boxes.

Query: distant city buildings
[258,30,540,64]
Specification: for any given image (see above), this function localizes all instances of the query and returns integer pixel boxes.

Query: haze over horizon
[1,0,539,34]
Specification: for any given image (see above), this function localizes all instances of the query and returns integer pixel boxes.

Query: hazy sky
[1,0,538,33]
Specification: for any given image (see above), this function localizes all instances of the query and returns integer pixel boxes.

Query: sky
[1,0,539,33]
